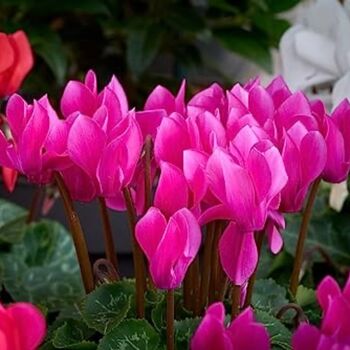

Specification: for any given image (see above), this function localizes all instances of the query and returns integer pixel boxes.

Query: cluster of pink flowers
[1,71,350,291]
[293,275,350,349]
[1,63,350,349]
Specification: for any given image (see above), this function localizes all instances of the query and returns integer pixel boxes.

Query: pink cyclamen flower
[60,70,128,132]
[292,275,350,349]
[0,302,46,350]
[191,302,270,350]
[135,207,201,290]
[322,100,350,183]
[0,94,69,184]
[62,110,142,202]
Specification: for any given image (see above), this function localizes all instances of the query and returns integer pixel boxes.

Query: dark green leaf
[213,28,272,72]
[265,0,301,13]
[98,319,160,350]
[52,320,96,349]
[81,281,134,334]
[126,23,164,80]
[175,317,201,349]
[252,279,288,313]
[29,29,68,85]
[255,310,292,350]
[0,199,27,244]
[1,220,84,311]
[252,14,290,46]
[151,299,166,332]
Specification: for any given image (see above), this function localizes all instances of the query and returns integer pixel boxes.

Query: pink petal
[60,165,97,202]
[277,91,311,121]
[154,113,190,168]
[231,125,260,161]
[323,118,348,183]
[227,307,270,350]
[106,75,128,115]
[300,131,327,185]
[316,276,341,312]
[68,114,106,178]
[144,85,176,114]
[198,204,233,225]
[84,70,97,94]
[60,81,97,117]
[248,86,274,125]
[154,161,189,218]
[266,221,283,254]
[219,223,258,285]
[183,149,208,206]
[191,303,232,350]
[98,87,123,130]
[135,207,167,260]
[7,302,46,350]
[5,94,27,142]
[151,208,201,289]
[135,110,166,139]
[292,324,320,350]
[266,76,292,108]
[18,101,50,176]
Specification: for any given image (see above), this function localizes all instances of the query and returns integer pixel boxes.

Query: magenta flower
[191,302,270,350]
[279,120,327,212]
[135,207,201,290]
[200,142,287,232]
[292,275,350,350]
[60,70,128,132]
[322,100,350,183]
[0,302,46,350]
[62,111,142,202]
[0,94,69,184]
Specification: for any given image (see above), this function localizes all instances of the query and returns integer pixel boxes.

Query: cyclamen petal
[67,114,106,178]
[219,222,258,286]
[191,304,270,350]
[154,162,189,218]
[136,207,201,289]
[0,302,46,350]
[316,276,341,313]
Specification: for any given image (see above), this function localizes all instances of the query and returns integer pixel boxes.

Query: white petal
[329,181,349,212]
[295,30,339,76]
[332,71,350,108]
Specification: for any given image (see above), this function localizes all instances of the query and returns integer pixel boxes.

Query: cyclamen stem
[167,289,175,350]
[54,173,94,293]
[123,186,146,318]
[231,284,241,320]
[26,187,43,224]
[98,197,118,273]
[200,222,215,311]
[243,231,264,308]
[290,178,321,296]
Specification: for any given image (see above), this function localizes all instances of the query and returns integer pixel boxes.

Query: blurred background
[0,0,303,273]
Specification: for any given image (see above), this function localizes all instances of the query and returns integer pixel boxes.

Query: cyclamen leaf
[0,198,27,244]
[175,317,201,349]
[97,319,160,350]
[81,281,134,334]
[255,310,292,350]
[1,220,84,311]
[252,279,288,313]
[52,320,96,349]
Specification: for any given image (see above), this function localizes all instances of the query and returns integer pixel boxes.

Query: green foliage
[81,281,134,334]
[252,279,288,313]
[255,310,292,350]
[0,199,27,244]
[0,219,84,311]
[98,319,160,350]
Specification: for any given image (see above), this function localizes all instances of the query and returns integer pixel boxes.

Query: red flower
[0,31,33,98]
